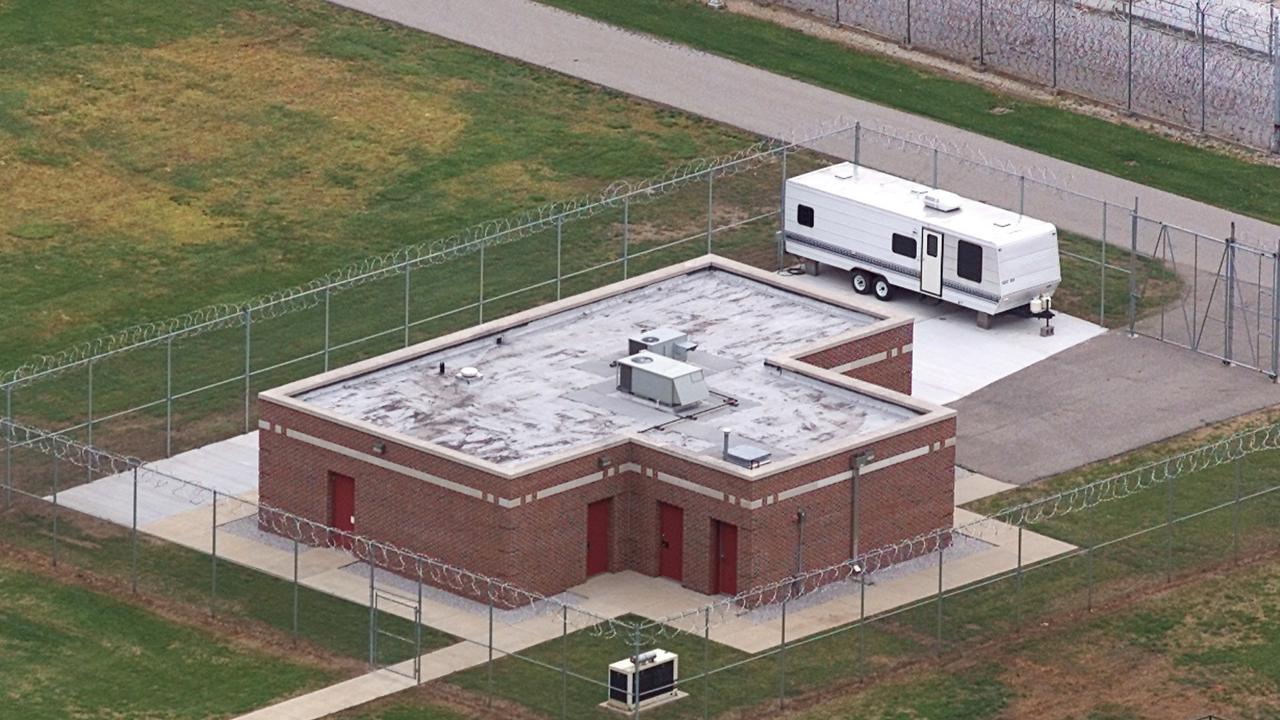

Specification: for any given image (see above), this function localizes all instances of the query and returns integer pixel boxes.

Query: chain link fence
[2,118,1280,716]
[775,0,1280,152]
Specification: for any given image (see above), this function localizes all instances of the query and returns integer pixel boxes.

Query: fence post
[833,0,840,26]
[1051,0,1058,88]
[853,121,861,166]
[706,170,715,254]
[51,452,59,566]
[1198,2,1207,134]
[622,198,631,280]
[211,488,218,617]
[978,0,985,67]
[935,538,944,655]
[415,559,423,684]
[1100,202,1108,325]
[931,148,938,188]
[561,605,569,720]
[777,149,788,271]
[703,606,711,720]
[778,598,787,710]
[1225,227,1236,364]
[1086,503,1094,613]
[1128,197,1139,336]
[856,568,868,675]
[630,622,642,720]
[86,359,93,483]
[243,308,252,433]
[165,335,173,458]
[403,263,412,348]
[1165,473,1175,584]
[3,384,11,510]
[905,0,912,46]
[1126,0,1134,114]
[292,536,299,640]
[556,216,563,301]
[1271,251,1279,379]
[131,463,138,593]
[1233,453,1243,564]
[478,241,486,324]
[487,580,495,708]
[1015,522,1024,631]
[368,551,376,668]
[1019,175,1025,215]
[1272,17,1280,154]
[323,286,331,372]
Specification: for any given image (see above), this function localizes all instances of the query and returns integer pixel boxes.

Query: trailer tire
[851,270,872,295]
[872,276,894,301]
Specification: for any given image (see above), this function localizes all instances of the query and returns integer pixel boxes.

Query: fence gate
[372,589,422,681]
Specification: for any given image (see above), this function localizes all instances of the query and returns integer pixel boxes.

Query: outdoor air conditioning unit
[607,649,680,712]
[628,327,698,362]
[923,190,962,212]
[616,352,709,408]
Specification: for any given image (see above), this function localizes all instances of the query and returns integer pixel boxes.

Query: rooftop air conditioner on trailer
[607,649,680,712]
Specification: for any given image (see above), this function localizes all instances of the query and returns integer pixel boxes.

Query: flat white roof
[789,163,1056,246]
[295,269,920,466]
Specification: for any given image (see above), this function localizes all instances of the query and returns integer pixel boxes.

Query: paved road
[329,0,1280,244]
[951,332,1280,484]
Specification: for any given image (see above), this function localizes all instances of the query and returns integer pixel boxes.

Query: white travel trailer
[783,163,1060,327]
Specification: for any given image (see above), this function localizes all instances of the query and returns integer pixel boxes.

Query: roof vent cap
[833,165,855,180]
[456,366,482,384]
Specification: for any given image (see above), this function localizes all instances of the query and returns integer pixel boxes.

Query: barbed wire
[637,419,1280,637]
[786,0,1277,149]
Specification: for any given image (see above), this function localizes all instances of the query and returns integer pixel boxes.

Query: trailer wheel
[872,276,894,301]
[851,270,872,295]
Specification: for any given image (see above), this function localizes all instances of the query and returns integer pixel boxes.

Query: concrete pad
[953,467,1017,506]
[775,269,1105,406]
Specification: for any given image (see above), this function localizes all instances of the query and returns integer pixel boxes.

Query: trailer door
[920,228,943,297]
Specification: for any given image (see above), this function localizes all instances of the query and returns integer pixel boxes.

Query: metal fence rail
[778,0,1280,152]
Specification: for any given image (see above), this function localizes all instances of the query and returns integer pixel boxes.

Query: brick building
[258,256,956,601]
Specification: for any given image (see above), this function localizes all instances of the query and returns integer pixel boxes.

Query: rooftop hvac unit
[607,649,679,712]
[628,327,698,362]
[923,190,962,212]
[616,352,709,407]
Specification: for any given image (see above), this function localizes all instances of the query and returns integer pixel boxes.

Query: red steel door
[586,498,612,576]
[713,521,738,596]
[658,502,684,582]
[329,472,355,549]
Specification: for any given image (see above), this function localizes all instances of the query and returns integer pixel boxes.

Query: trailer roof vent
[923,190,962,212]
[832,165,855,180]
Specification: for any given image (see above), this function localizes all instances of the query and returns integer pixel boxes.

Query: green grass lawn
[0,0,752,371]
[0,564,336,719]
[538,0,1280,224]
[0,499,456,664]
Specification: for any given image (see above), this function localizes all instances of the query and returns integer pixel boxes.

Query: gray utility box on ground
[616,351,709,407]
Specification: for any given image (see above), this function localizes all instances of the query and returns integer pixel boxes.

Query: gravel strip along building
[258,256,956,601]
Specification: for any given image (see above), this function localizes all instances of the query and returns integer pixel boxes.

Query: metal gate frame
[372,589,422,681]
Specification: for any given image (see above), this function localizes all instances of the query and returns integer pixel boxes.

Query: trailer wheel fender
[872,275,894,301]
[851,269,872,295]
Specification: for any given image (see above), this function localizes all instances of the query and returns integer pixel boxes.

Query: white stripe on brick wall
[861,445,930,474]
[902,343,913,353]
[535,471,605,501]
[740,497,764,510]
[830,351,888,374]
[620,463,642,474]
[257,419,271,430]
[944,437,956,448]
[497,497,521,508]
[657,471,726,501]
[775,470,851,502]
[284,428,485,500]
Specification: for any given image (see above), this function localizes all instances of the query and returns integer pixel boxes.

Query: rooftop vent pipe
[721,427,732,460]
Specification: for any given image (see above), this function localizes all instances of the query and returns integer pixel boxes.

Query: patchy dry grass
[0,0,747,367]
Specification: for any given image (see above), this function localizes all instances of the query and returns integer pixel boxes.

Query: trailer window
[892,234,916,259]
[957,240,983,282]
[797,204,814,228]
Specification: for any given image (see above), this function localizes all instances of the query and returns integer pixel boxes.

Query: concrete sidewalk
[327,0,1279,245]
